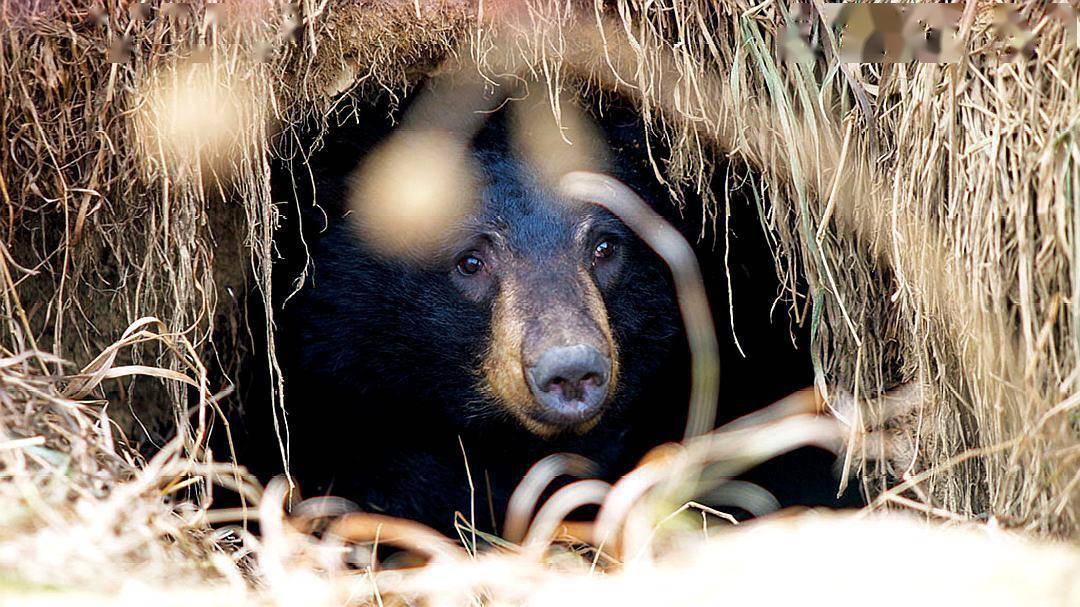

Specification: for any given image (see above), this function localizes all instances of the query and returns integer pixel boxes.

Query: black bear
[242,86,861,537]
[260,93,689,534]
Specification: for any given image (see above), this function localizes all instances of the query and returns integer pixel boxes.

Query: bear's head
[287,107,681,442]
[452,154,629,436]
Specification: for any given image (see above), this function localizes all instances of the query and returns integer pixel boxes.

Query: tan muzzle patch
[480,273,619,436]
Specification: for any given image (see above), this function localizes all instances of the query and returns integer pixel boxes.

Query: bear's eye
[456,254,484,276]
[593,239,615,262]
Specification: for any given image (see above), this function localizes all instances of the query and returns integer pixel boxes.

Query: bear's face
[290,117,680,445]
[443,153,633,436]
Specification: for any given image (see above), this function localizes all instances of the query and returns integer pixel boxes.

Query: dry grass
[1,338,1077,604]
[2,0,1080,602]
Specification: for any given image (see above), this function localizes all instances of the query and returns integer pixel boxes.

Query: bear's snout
[525,344,610,426]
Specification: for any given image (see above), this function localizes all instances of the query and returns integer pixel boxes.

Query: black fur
[258,102,684,532]
[237,92,862,536]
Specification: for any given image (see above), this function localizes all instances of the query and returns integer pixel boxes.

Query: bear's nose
[525,344,610,427]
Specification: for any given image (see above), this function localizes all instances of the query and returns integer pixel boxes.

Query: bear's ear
[510,91,610,189]
[347,130,480,264]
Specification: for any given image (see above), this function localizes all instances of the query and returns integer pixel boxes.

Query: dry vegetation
[1,0,1078,603]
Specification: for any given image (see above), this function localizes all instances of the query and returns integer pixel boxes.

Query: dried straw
[2,1,1079,600]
